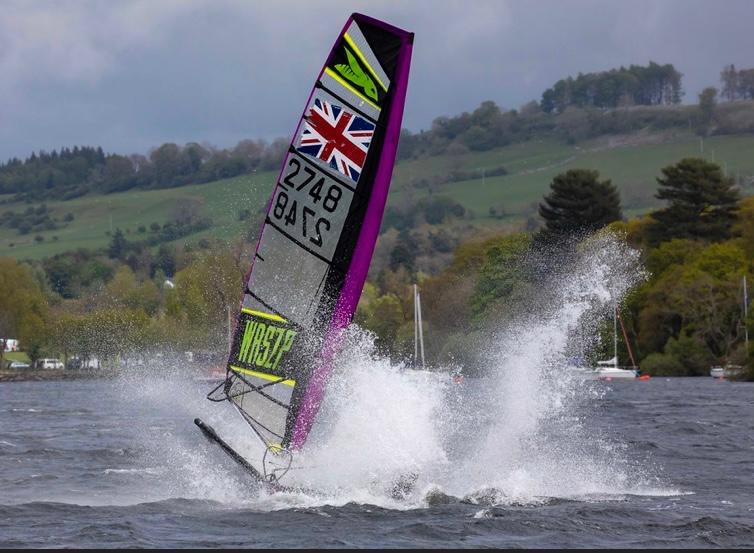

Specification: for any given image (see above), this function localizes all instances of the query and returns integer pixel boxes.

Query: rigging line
[233,404,285,443]
[239,411,285,444]
[206,378,228,402]
[616,307,637,369]
[226,386,291,407]
[231,371,294,410]
[232,373,292,394]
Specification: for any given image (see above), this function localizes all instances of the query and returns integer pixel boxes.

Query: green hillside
[2,132,753,260]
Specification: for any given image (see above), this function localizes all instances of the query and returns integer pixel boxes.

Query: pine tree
[538,169,623,239]
[108,228,128,259]
[648,158,739,245]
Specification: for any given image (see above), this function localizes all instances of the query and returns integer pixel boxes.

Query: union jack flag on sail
[298,98,374,183]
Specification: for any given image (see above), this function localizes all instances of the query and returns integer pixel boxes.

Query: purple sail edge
[290,22,414,450]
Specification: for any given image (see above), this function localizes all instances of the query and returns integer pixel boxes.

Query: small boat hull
[594,367,639,380]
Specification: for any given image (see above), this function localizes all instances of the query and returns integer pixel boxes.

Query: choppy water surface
[1,236,752,548]
[0,376,752,548]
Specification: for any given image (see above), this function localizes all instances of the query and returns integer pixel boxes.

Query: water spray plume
[119,232,675,509]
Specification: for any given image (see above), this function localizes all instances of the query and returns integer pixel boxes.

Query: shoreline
[0,369,118,383]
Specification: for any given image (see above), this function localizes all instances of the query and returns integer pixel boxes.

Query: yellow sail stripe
[324,67,381,111]
[229,365,296,387]
[241,308,287,323]
[343,32,388,92]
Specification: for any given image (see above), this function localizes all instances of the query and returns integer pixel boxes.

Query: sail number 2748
[271,156,353,259]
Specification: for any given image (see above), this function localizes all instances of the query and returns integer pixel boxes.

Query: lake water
[0,373,752,548]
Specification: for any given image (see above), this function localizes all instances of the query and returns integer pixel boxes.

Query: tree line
[540,61,683,113]
[720,64,754,101]
[0,155,752,379]
[358,157,753,379]
[6,61,754,205]
[0,139,287,202]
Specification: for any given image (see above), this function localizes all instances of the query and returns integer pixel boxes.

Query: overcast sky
[1,0,753,161]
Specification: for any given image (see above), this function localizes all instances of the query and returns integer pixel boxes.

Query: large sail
[216,14,413,457]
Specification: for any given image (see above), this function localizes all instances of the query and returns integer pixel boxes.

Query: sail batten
[218,13,413,457]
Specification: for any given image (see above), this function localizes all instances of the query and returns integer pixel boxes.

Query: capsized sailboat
[196,13,414,488]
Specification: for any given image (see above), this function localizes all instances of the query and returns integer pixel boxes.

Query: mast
[414,284,418,366]
[213,13,414,456]
[613,302,618,368]
[744,275,750,356]
[418,288,425,369]
[617,305,637,369]
[414,284,425,369]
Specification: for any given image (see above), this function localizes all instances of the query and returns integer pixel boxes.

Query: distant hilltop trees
[4,62,754,203]
[540,61,683,113]
[720,64,754,101]
[0,139,287,202]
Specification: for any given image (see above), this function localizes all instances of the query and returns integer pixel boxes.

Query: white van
[35,358,64,370]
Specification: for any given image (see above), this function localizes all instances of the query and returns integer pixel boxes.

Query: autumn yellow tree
[0,258,48,363]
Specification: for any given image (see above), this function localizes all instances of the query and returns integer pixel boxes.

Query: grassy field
[0,172,277,259]
[2,132,753,260]
[394,133,754,224]
[2,352,31,364]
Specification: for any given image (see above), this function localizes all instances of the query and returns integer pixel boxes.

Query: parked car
[8,360,31,370]
[34,358,64,370]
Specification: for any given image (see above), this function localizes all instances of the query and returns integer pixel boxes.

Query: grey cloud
[1,0,753,161]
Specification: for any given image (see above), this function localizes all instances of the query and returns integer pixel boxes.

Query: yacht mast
[414,284,425,369]
[414,284,418,366]
[744,276,749,356]
[613,302,618,368]
[418,289,425,369]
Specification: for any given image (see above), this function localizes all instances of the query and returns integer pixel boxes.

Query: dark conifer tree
[538,169,622,239]
[648,158,739,245]
[107,228,128,259]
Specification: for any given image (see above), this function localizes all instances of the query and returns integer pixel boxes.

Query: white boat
[710,277,749,380]
[710,366,725,378]
[592,357,639,380]
[577,303,642,380]
[710,365,744,379]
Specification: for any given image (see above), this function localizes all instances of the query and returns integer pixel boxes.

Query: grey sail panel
[220,13,413,454]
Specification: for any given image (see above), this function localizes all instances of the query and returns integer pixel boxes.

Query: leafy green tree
[663,333,717,376]
[734,195,754,259]
[362,293,405,354]
[0,258,48,364]
[637,240,748,369]
[389,230,419,273]
[421,196,465,225]
[471,233,532,319]
[643,238,701,277]
[647,158,739,245]
[155,244,176,277]
[640,352,684,376]
[82,308,152,361]
[106,266,161,316]
[538,169,622,239]
[168,251,242,328]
